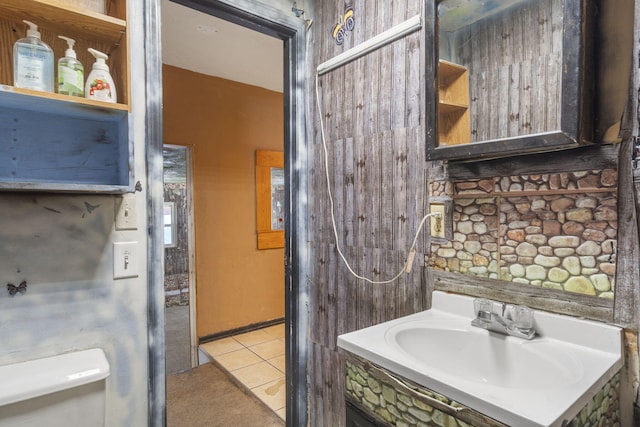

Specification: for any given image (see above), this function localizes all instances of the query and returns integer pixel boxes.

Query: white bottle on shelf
[58,36,84,97]
[13,20,54,92]
[85,48,117,103]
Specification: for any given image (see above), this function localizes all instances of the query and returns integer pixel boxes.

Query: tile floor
[200,324,286,421]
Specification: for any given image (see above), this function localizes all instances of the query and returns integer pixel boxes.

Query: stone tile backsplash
[429,170,617,298]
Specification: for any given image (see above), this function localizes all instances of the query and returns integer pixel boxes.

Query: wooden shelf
[0,0,129,105]
[0,86,132,192]
[1,85,129,112]
[0,0,126,43]
[439,59,466,73]
[438,60,470,146]
[0,0,133,193]
[439,100,468,114]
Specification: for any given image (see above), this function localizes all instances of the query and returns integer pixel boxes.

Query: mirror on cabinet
[426,0,596,162]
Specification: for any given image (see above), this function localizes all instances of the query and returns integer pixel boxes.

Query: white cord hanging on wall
[315,75,440,284]
[314,13,439,285]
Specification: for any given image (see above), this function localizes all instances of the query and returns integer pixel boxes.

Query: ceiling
[161,0,284,93]
[161,1,285,181]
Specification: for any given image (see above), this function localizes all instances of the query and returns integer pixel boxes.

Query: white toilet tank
[0,348,110,427]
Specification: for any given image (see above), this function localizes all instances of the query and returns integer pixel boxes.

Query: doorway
[147,1,309,425]
[163,145,197,374]
[162,0,285,341]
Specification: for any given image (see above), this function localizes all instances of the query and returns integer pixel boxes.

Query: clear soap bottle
[13,20,54,92]
[58,36,84,97]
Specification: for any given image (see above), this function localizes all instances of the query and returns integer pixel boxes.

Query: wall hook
[291,2,312,30]
[7,281,27,296]
[291,2,304,18]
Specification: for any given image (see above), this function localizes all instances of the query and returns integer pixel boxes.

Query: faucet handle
[512,305,534,330]
[473,298,493,316]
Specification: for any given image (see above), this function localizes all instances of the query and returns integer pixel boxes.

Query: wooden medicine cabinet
[425,0,631,163]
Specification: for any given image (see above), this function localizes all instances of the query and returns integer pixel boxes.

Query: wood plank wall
[307,1,426,425]
[304,0,640,424]
[447,0,563,140]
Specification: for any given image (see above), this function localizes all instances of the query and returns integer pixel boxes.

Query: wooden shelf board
[0,85,129,113]
[439,59,468,75]
[439,100,468,113]
[0,0,126,42]
[438,140,469,147]
[0,181,133,193]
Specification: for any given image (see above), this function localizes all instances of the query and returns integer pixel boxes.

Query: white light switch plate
[115,194,138,230]
[113,241,139,279]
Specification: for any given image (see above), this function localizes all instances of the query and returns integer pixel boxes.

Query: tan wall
[163,64,284,338]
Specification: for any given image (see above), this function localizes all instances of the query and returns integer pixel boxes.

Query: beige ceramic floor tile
[231,361,284,389]
[214,348,262,371]
[206,326,287,419]
[200,337,243,357]
[234,329,274,347]
[249,339,285,360]
[252,377,286,411]
[267,354,286,373]
[262,323,286,339]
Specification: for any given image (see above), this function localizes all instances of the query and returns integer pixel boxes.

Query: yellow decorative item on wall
[331,2,354,45]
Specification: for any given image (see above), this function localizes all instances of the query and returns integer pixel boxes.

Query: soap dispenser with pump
[58,36,84,97]
[13,20,54,92]
[85,48,116,103]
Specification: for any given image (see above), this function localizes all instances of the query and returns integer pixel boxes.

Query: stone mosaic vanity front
[344,352,620,427]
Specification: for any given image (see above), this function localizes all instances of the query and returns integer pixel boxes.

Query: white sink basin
[389,323,583,389]
[337,291,622,427]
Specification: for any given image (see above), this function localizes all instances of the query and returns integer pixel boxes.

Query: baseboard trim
[198,317,285,344]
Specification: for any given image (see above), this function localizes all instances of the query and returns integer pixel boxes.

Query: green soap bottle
[58,36,84,97]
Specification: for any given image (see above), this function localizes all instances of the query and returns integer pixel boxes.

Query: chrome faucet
[471,298,536,340]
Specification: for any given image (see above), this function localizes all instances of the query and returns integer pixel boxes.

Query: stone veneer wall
[345,352,621,427]
[428,170,617,298]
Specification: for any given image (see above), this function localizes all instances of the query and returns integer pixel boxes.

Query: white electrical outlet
[113,241,139,279]
[430,203,446,239]
[115,194,138,230]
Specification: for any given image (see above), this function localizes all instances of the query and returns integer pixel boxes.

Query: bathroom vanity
[338,291,623,427]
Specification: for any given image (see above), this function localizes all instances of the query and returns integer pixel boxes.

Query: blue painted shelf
[0,86,133,193]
